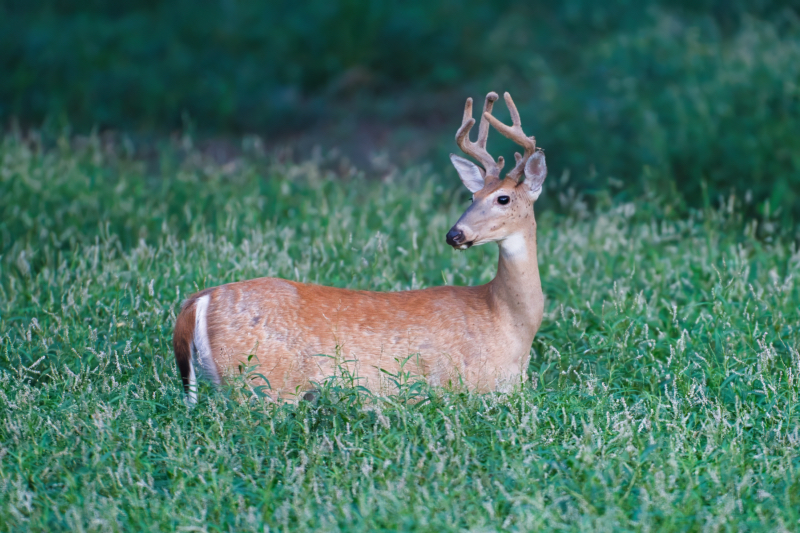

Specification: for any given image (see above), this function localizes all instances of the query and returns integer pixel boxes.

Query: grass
[1,132,799,531]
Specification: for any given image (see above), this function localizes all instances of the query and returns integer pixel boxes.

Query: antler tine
[483,92,536,182]
[456,92,503,177]
[477,92,498,150]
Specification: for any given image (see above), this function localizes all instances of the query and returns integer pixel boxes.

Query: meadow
[1,132,799,531]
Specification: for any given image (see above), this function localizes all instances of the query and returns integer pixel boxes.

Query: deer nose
[446,228,465,246]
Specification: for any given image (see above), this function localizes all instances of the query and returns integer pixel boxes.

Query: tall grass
[1,133,799,530]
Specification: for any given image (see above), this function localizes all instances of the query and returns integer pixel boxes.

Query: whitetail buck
[173,92,547,404]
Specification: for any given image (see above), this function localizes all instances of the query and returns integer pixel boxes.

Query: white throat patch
[499,233,527,259]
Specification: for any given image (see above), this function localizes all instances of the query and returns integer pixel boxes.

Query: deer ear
[450,154,485,193]
[522,151,547,201]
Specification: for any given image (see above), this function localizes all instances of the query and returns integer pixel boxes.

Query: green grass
[1,132,799,531]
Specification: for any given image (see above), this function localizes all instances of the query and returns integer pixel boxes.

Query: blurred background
[2,0,799,219]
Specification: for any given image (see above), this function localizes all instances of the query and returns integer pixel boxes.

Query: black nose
[446,228,465,246]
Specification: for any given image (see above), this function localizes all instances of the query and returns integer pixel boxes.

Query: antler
[455,92,505,178]
[483,92,536,182]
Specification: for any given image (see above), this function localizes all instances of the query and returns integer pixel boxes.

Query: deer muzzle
[446,228,473,250]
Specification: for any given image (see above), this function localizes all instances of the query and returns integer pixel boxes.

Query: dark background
[2,0,799,218]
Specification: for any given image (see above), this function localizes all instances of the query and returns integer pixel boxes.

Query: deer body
[173,92,548,403]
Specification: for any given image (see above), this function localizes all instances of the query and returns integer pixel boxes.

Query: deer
[172,91,547,405]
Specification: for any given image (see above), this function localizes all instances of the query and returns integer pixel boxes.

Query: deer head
[446,92,547,250]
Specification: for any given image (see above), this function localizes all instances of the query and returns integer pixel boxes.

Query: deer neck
[487,218,543,336]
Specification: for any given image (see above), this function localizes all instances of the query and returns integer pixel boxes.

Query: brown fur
[200,279,521,398]
[172,289,214,391]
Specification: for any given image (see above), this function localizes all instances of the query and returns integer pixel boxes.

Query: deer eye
[497,195,510,205]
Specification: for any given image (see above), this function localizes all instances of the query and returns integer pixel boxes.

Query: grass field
[1,133,799,531]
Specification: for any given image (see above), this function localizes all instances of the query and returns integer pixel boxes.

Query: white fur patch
[186,361,198,407]
[499,233,527,259]
[192,295,220,393]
